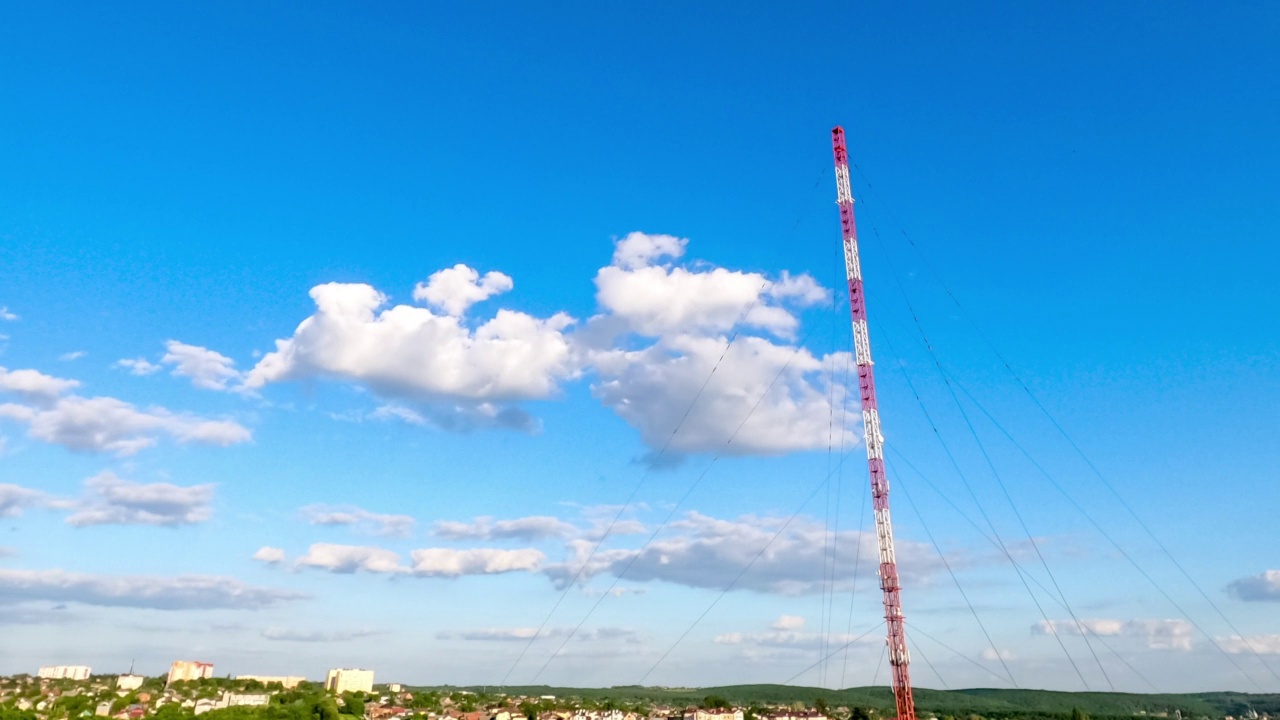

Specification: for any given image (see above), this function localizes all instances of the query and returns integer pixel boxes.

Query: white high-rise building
[324,668,373,694]
[38,666,92,681]
[167,661,214,685]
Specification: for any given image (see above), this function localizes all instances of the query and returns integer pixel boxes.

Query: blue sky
[1,1,1278,693]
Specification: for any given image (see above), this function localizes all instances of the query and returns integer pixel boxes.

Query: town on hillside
[4,664,1274,720]
[5,663,842,720]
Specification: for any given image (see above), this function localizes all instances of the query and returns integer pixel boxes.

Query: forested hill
[432,685,1280,720]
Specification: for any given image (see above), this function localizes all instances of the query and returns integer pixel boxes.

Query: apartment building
[37,666,92,680]
[166,661,214,685]
[324,668,374,694]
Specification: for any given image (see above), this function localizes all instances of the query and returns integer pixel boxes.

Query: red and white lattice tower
[831,126,916,720]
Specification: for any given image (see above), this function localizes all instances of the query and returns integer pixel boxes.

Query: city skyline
[2,2,1278,693]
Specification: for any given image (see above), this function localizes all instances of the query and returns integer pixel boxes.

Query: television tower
[831,126,916,720]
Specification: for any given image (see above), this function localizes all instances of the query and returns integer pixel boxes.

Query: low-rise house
[685,711,744,720]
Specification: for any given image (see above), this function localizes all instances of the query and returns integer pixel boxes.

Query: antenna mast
[831,126,916,720]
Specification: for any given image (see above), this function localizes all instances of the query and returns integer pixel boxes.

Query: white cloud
[0,394,251,455]
[58,351,87,362]
[1034,618,1195,651]
[714,615,875,652]
[0,307,17,322]
[253,547,286,564]
[432,515,577,542]
[300,504,415,538]
[115,358,162,376]
[0,568,304,610]
[409,548,544,577]
[771,614,806,631]
[261,627,382,642]
[544,511,943,596]
[243,282,576,429]
[370,402,537,433]
[295,543,406,574]
[439,626,638,643]
[292,542,544,578]
[611,232,687,271]
[0,484,53,518]
[65,472,214,527]
[982,647,1016,661]
[1218,634,1280,655]
[0,366,81,401]
[413,264,514,317]
[162,341,243,391]
[593,232,827,338]
[589,336,856,458]
[1226,570,1280,602]
[580,233,851,459]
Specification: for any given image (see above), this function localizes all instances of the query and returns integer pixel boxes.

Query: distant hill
[418,684,1280,720]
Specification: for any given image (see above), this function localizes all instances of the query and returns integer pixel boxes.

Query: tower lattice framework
[831,126,916,720]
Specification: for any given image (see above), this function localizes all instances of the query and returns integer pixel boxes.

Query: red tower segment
[831,126,916,720]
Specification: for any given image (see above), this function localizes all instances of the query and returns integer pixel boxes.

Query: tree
[703,697,731,711]
[154,704,193,720]
[342,696,365,718]
[850,708,872,720]
[815,700,829,716]
[1071,709,1089,720]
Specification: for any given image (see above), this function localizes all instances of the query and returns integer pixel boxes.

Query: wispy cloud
[1034,618,1195,650]
[162,340,244,391]
[66,472,214,527]
[300,504,415,538]
[261,627,383,642]
[0,568,305,610]
[115,358,162,376]
[433,515,576,542]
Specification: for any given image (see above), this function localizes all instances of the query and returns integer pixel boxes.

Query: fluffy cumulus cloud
[0,367,81,400]
[582,233,855,459]
[65,472,214,527]
[252,547,286,564]
[162,341,243,391]
[228,233,853,458]
[594,232,828,337]
[1034,618,1195,651]
[0,369,251,455]
[543,511,941,596]
[0,568,303,610]
[243,280,576,431]
[409,548,544,577]
[295,543,405,574]
[413,264,514,317]
[433,515,577,542]
[300,504,415,538]
[291,543,543,578]
[1225,570,1280,602]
